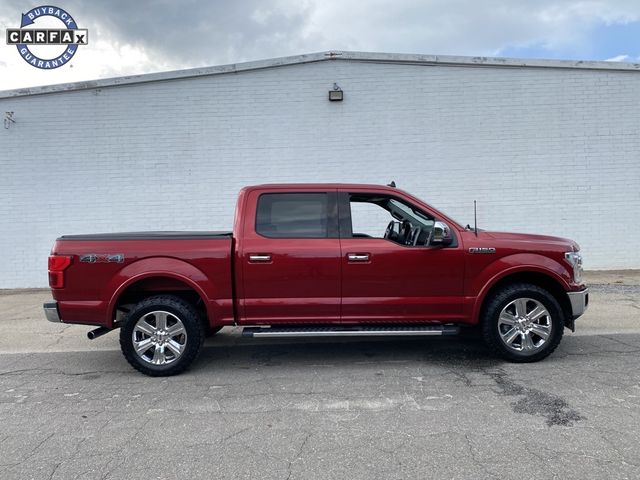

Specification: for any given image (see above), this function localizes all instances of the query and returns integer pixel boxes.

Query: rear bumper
[567,288,589,319]
[43,302,62,323]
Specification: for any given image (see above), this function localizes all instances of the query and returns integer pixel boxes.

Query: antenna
[387,180,396,188]
[474,200,478,236]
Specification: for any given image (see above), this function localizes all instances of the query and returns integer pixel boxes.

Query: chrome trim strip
[567,288,589,319]
[347,253,370,262]
[43,302,62,323]
[248,254,272,262]
[244,327,459,338]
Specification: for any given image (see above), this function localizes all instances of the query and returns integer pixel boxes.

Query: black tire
[481,283,564,363]
[120,295,205,376]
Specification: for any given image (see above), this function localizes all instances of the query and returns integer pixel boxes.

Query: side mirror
[431,221,453,246]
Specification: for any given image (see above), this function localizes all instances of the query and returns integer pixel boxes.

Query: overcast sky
[2,0,640,91]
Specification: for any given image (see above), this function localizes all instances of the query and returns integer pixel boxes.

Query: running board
[242,325,460,338]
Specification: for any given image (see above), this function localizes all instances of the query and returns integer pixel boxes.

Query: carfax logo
[5,5,88,69]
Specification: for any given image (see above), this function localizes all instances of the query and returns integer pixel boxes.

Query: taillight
[48,255,72,288]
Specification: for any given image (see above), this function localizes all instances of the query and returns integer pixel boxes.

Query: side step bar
[242,325,460,338]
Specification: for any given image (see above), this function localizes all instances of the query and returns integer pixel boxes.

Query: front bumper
[43,302,62,323]
[567,288,589,319]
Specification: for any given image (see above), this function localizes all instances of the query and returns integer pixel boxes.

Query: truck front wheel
[481,283,564,362]
[120,295,205,376]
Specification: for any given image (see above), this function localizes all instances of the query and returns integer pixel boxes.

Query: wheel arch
[474,269,573,329]
[110,274,210,323]
[105,257,219,328]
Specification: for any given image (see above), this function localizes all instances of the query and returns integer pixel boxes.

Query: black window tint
[256,193,328,238]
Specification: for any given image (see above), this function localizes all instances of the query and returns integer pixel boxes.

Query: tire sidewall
[483,284,564,362]
[120,296,203,376]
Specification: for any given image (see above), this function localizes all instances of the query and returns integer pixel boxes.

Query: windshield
[388,199,433,229]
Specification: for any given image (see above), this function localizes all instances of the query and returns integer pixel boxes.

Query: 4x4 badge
[79,254,124,263]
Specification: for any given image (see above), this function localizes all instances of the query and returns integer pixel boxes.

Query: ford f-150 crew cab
[44,184,589,376]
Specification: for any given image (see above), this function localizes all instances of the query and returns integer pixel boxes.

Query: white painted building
[1,51,639,288]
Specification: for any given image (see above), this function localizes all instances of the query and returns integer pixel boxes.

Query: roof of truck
[246,183,397,190]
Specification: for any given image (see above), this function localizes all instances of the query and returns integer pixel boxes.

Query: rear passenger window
[256,193,328,238]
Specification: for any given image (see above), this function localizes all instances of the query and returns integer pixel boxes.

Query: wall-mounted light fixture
[4,111,16,129]
[329,83,343,101]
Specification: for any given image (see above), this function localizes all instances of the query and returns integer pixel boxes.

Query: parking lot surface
[1,272,639,479]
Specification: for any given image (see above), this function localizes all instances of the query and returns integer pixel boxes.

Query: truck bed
[58,231,232,240]
[50,231,235,327]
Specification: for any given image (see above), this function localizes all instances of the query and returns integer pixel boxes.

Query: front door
[240,190,341,324]
[338,191,464,324]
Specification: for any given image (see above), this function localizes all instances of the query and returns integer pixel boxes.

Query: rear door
[239,189,341,324]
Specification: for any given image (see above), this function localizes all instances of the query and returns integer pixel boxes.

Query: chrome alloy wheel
[132,311,187,365]
[497,298,552,354]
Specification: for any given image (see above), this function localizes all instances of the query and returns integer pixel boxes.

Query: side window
[256,193,328,238]
[350,201,394,238]
[347,194,435,246]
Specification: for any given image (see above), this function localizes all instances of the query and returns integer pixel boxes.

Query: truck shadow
[191,331,640,372]
[195,335,498,370]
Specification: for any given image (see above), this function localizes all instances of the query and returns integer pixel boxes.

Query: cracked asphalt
[1,273,639,479]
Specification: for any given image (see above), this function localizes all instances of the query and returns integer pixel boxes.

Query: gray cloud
[14,0,320,66]
[2,0,640,78]
[305,0,640,56]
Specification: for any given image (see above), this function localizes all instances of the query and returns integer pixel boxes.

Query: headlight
[564,251,583,283]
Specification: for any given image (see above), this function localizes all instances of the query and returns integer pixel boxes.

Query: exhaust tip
[87,327,111,340]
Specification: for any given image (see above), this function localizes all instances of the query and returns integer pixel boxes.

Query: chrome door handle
[248,254,272,262]
[347,253,370,262]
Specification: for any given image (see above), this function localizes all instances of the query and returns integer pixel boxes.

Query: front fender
[468,253,572,324]
[104,257,220,327]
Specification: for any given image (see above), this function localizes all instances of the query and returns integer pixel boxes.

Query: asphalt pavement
[0,272,639,479]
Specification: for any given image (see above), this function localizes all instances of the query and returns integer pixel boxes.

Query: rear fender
[104,257,218,328]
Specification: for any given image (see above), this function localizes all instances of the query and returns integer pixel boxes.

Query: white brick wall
[1,54,639,288]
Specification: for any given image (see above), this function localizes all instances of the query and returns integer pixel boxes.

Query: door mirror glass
[431,221,453,246]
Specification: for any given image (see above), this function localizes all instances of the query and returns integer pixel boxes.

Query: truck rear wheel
[481,283,564,362]
[120,295,205,376]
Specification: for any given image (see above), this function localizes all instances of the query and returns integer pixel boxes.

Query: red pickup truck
[44,184,588,376]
